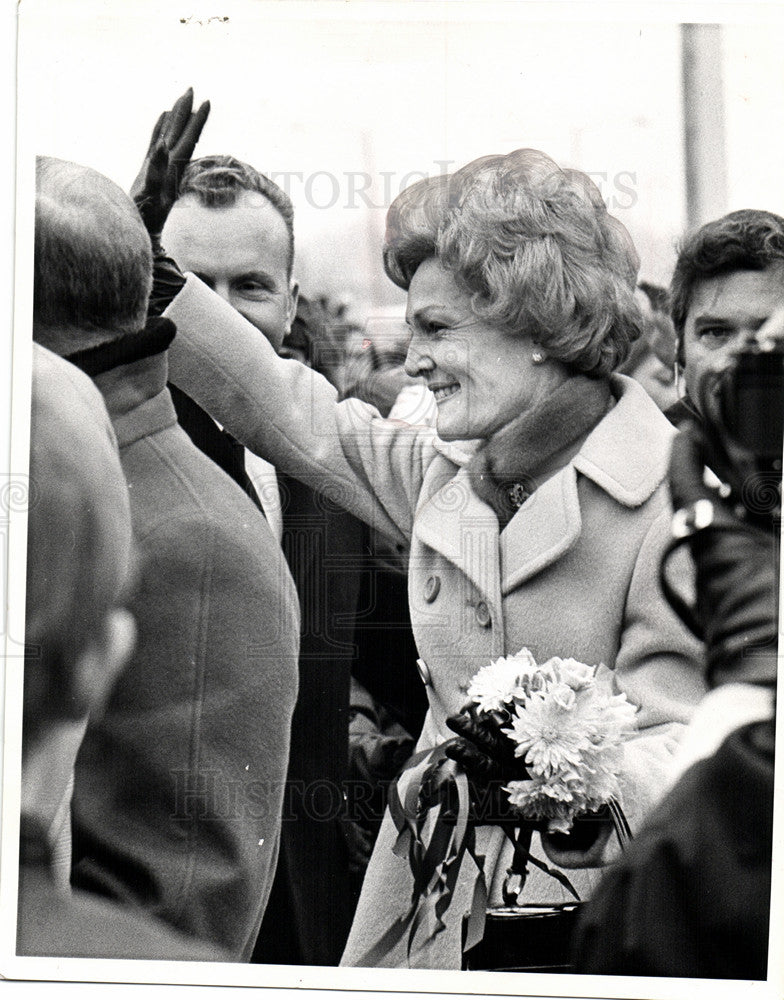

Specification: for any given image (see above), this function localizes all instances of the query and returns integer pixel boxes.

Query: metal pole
[681,23,728,231]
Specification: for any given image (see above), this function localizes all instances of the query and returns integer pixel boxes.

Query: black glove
[130,88,210,244]
[130,89,210,317]
[146,251,187,319]
[667,419,778,688]
[443,704,530,826]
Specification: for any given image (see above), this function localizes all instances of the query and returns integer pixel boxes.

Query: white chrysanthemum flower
[504,776,578,833]
[505,776,575,806]
[550,682,577,711]
[504,693,594,778]
[466,648,539,713]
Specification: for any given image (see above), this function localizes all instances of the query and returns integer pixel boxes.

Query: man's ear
[286,280,300,333]
[71,609,137,720]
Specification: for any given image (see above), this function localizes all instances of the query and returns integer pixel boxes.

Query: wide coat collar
[413,375,676,599]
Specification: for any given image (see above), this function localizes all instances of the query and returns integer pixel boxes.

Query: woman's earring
[532,350,545,364]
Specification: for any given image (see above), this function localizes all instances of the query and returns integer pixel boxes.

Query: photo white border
[2,3,782,999]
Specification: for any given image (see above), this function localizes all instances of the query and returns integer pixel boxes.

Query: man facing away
[18,345,226,961]
[33,156,299,960]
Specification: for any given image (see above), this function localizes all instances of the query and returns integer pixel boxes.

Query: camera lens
[718,347,784,459]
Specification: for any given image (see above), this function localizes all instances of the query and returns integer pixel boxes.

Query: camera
[696,338,784,527]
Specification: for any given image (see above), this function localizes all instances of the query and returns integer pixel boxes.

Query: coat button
[423,575,441,603]
[416,658,432,686]
[475,601,491,628]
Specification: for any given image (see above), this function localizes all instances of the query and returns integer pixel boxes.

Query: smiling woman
[403,257,565,441]
[164,136,708,969]
[388,152,642,444]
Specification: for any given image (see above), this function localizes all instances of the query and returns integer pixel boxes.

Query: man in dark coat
[33,156,299,960]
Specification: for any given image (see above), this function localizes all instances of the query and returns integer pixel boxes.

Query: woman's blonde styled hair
[383,149,643,376]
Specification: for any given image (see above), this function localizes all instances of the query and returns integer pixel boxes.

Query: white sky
[13,0,784,312]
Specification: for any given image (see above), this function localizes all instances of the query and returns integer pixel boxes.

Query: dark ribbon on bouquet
[608,796,633,848]
[354,744,633,968]
[502,825,581,905]
[353,744,488,967]
[497,796,632,909]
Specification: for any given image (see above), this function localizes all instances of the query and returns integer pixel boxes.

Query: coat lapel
[413,464,500,600]
[573,374,675,506]
[500,463,582,595]
[412,375,674,601]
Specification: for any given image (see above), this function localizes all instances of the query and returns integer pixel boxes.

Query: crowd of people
[18,89,780,978]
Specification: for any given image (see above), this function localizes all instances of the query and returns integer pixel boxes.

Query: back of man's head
[34,157,153,356]
[670,209,784,350]
[24,345,135,750]
[178,155,295,275]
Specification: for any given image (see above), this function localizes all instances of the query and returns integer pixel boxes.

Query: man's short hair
[24,345,133,746]
[178,155,295,276]
[34,157,153,355]
[670,209,784,360]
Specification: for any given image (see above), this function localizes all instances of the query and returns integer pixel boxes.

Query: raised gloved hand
[130,87,210,244]
[666,418,779,688]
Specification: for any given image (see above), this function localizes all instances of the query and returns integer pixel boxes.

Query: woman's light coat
[167,276,706,968]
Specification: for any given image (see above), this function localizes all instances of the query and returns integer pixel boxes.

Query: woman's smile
[430,381,460,402]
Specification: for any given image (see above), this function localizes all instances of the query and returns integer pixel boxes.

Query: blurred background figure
[338,311,431,890]
[279,297,433,896]
[342,313,435,424]
[163,153,360,966]
[34,151,299,959]
[617,282,679,412]
[18,345,224,961]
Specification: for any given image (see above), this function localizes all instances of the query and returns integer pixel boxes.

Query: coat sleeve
[165,275,433,548]
[541,503,708,869]
[72,511,300,959]
[572,720,774,979]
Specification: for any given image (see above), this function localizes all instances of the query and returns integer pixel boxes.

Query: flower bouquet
[459,647,637,837]
[376,648,637,967]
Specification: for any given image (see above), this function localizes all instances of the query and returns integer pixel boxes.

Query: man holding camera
[668,209,784,425]
[573,209,782,979]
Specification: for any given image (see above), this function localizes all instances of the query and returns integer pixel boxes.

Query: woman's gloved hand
[443,704,528,826]
[444,703,615,866]
[130,89,210,316]
[130,87,210,245]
